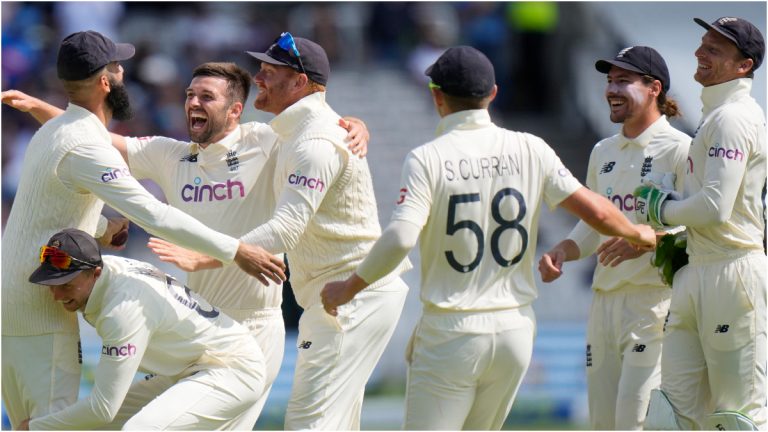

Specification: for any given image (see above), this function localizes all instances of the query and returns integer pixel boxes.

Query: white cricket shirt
[389,109,582,310]
[567,116,691,291]
[29,256,265,430]
[126,122,283,311]
[2,104,238,337]
[663,78,766,256]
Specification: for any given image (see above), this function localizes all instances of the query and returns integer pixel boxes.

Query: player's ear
[229,101,244,120]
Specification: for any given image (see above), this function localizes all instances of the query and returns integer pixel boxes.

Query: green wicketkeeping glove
[651,231,689,287]
[634,184,677,229]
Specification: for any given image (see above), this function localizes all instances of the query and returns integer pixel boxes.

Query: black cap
[29,229,103,286]
[425,46,495,98]
[247,33,330,86]
[57,30,135,81]
[695,16,765,71]
[595,46,671,93]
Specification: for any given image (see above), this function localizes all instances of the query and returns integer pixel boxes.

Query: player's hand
[97,217,130,250]
[340,117,369,158]
[321,274,367,316]
[1,89,37,112]
[233,242,286,286]
[629,224,657,250]
[596,237,647,267]
[538,249,566,283]
[17,418,30,430]
[147,237,222,272]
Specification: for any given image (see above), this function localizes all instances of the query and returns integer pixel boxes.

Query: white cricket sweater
[3,105,107,335]
[241,92,410,309]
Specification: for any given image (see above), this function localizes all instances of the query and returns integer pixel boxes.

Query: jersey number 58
[445,188,528,273]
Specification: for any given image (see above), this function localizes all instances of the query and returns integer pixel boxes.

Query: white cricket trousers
[403,304,536,430]
[223,307,285,428]
[662,251,767,429]
[586,286,670,430]
[104,360,265,430]
[2,332,81,429]
[284,279,408,430]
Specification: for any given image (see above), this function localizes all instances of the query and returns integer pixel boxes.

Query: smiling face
[605,66,657,125]
[185,76,241,146]
[694,29,751,87]
[48,268,100,313]
[252,63,304,115]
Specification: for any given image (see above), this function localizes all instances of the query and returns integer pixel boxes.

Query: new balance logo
[180,153,198,163]
[298,340,312,349]
[600,162,616,174]
[715,423,726,431]
[715,324,730,333]
[632,344,646,352]
[663,311,670,332]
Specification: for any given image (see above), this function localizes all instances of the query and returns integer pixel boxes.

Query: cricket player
[18,228,266,430]
[320,46,657,430]
[152,33,411,430]
[637,17,766,430]
[0,30,285,429]
[538,46,690,430]
[3,61,370,425]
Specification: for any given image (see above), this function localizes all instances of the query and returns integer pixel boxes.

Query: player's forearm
[356,220,419,285]
[561,187,645,242]
[545,239,581,263]
[662,186,732,227]
[21,95,64,124]
[565,220,600,259]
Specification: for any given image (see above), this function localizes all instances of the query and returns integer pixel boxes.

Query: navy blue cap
[247,34,330,86]
[695,16,765,71]
[596,46,671,93]
[57,30,135,81]
[425,46,496,98]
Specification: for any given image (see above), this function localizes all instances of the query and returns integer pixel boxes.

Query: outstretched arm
[2,89,130,161]
[559,187,656,249]
[2,89,63,123]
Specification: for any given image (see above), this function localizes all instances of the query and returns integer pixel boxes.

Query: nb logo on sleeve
[631,344,646,352]
[715,324,730,333]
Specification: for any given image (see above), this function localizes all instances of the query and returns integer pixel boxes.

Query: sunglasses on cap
[276,32,306,75]
[40,246,98,270]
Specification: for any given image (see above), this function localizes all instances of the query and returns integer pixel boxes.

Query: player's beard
[106,76,133,121]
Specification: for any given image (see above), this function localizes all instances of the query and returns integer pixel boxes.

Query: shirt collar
[619,115,670,149]
[435,109,493,136]
[700,78,753,115]
[270,92,328,138]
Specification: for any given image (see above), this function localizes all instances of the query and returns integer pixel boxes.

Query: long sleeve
[60,142,239,263]
[240,138,344,252]
[30,315,150,430]
[357,220,421,284]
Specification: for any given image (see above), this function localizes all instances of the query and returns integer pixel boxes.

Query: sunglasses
[276,32,306,75]
[40,246,98,270]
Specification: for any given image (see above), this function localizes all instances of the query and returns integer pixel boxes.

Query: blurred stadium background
[2,2,765,429]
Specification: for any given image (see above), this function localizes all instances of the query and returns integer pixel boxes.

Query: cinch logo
[181,177,245,202]
[102,343,137,357]
[605,187,636,211]
[288,171,325,192]
[709,146,744,162]
[101,167,131,183]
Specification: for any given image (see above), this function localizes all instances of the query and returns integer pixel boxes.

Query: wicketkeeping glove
[634,184,680,229]
[651,231,688,287]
